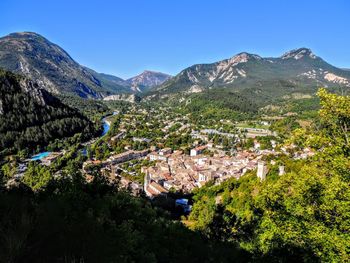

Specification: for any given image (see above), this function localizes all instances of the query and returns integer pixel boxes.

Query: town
[6,103,315,202]
[76,104,314,202]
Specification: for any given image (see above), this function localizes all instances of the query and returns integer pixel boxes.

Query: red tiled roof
[162,172,173,180]
[149,181,168,194]
[194,145,207,151]
[146,186,158,196]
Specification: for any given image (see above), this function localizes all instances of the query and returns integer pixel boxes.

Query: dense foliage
[189,89,259,114]
[58,94,110,120]
[0,69,99,153]
[189,88,350,262]
[0,170,248,262]
[269,117,302,138]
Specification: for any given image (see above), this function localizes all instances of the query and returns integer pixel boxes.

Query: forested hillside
[0,69,98,153]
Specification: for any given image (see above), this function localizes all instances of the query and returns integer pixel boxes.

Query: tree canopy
[189,88,350,262]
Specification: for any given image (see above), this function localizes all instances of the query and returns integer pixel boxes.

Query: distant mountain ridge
[149,48,350,106]
[0,32,170,98]
[2,31,348,104]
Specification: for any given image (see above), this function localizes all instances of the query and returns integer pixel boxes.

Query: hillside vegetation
[0,162,248,262]
[188,89,350,262]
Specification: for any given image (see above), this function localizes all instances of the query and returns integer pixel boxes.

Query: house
[190,145,207,157]
[163,180,176,190]
[145,181,168,198]
[279,165,285,176]
[41,152,63,166]
[133,149,149,158]
[194,157,207,166]
[159,148,172,156]
[107,151,134,164]
[254,140,261,149]
[150,145,157,151]
[149,152,169,162]
[198,170,213,183]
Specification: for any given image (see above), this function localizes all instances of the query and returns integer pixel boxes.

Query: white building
[257,161,268,181]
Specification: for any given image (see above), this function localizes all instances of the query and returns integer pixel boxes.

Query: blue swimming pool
[30,151,51,161]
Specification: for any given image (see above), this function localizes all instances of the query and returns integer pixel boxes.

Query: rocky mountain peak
[142,70,158,74]
[226,52,261,66]
[281,48,316,60]
[9,31,45,38]
[127,70,171,91]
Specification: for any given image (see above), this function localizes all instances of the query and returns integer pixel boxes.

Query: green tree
[1,162,17,179]
[22,162,52,191]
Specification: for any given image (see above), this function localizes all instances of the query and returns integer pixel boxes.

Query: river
[30,113,115,161]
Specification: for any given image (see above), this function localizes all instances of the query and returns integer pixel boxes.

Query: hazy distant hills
[0,32,170,98]
[149,48,350,106]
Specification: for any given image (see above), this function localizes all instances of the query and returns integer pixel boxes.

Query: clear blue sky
[0,0,349,79]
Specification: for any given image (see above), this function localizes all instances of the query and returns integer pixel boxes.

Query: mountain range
[1,31,349,107]
[0,32,170,98]
[148,48,350,107]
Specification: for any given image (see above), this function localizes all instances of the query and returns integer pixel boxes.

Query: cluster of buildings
[80,142,315,200]
[78,107,315,201]
[143,146,263,198]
